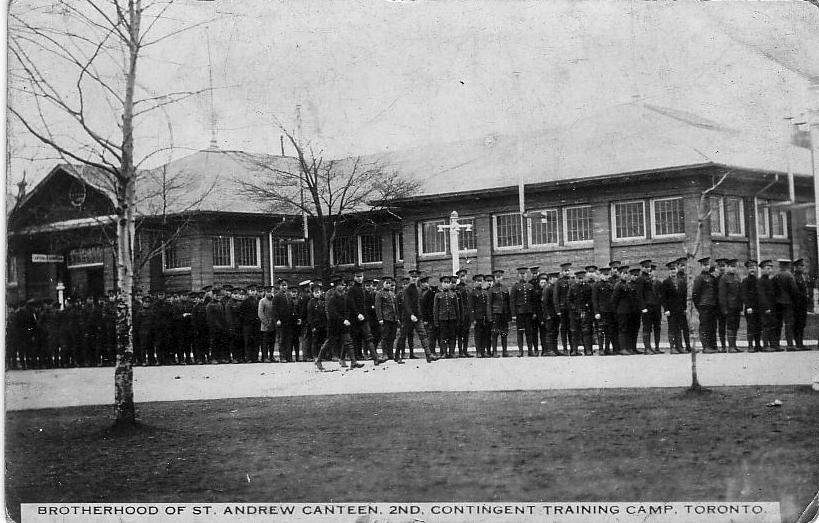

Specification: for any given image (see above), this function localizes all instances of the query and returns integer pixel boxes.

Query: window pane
[458,218,476,251]
[614,202,645,239]
[7,256,17,284]
[333,236,356,265]
[495,213,523,248]
[725,198,744,235]
[531,209,559,245]
[360,234,383,263]
[757,203,769,237]
[421,219,448,254]
[235,237,258,266]
[653,198,684,236]
[271,239,290,267]
[292,240,312,267]
[394,231,404,261]
[212,237,232,267]
[565,206,592,242]
[164,238,190,269]
[68,246,104,266]
[709,197,723,235]
[771,206,787,237]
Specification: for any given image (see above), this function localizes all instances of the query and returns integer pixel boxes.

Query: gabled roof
[373,102,813,199]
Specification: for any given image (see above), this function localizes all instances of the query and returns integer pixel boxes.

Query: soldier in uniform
[272,280,294,362]
[348,271,387,365]
[238,285,260,363]
[636,259,663,354]
[455,269,472,358]
[740,260,762,352]
[365,279,382,353]
[433,275,460,358]
[487,268,511,357]
[510,266,536,357]
[192,289,209,363]
[101,291,117,366]
[567,269,594,356]
[554,262,572,354]
[529,267,543,355]
[258,285,276,362]
[692,258,719,353]
[135,295,155,365]
[305,283,327,364]
[718,259,743,352]
[395,269,439,363]
[592,266,617,356]
[420,276,438,357]
[611,267,641,355]
[374,276,402,362]
[394,276,414,359]
[773,259,799,350]
[714,258,729,351]
[469,274,491,357]
[662,258,690,354]
[541,272,561,356]
[315,277,365,370]
[792,258,810,350]
[757,260,778,351]
[206,286,228,363]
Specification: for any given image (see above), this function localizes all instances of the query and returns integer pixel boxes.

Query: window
[359,233,383,264]
[725,197,745,236]
[756,201,769,238]
[709,196,724,236]
[419,219,448,255]
[493,212,523,249]
[163,238,190,270]
[612,201,646,240]
[652,197,685,237]
[68,246,104,268]
[564,205,593,243]
[529,209,559,246]
[212,236,233,268]
[7,256,18,286]
[770,204,788,238]
[291,240,312,267]
[458,217,477,251]
[271,239,290,267]
[394,231,404,262]
[332,236,356,265]
[235,236,260,267]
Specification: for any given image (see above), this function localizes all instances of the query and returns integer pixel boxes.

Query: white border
[235,236,262,268]
[725,197,746,237]
[418,218,448,255]
[650,197,686,239]
[562,205,594,245]
[358,233,384,265]
[394,230,404,262]
[212,236,234,269]
[610,200,647,241]
[292,239,314,268]
[492,212,524,250]
[771,203,789,239]
[528,208,560,247]
[455,216,478,254]
[331,236,356,266]
[756,200,770,238]
[709,195,725,236]
[162,240,191,272]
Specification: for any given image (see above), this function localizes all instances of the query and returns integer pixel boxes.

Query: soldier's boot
[727,333,739,353]
[501,336,509,357]
[583,334,594,356]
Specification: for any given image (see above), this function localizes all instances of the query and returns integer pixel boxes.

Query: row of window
[417,196,788,255]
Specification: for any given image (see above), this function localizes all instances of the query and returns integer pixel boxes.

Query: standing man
[510,266,536,357]
[528,266,541,354]
[554,262,573,354]
[592,266,617,356]
[793,259,811,350]
[567,269,594,356]
[542,271,561,356]
[717,259,743,353]
[365,279,382,354]
[315,277,365,370]
[662,258,690,354]
[239,285,261,363]
[714,258,729,352]
[420,276,438,358]
[455,269,472,358]
[305,283,327,365]
[741,260,762,353]
[636,259,662,354]
[258,285,276,362]
[692,258,719,353]
[772,259,799,350]
[433,275,461,358]
[487,268,511,357]
[757,260,779,351]
[374,276,402,363]
[469,274,491,358]
[348,270,387,365]
[395,269,439,363]
[611,266,640,355]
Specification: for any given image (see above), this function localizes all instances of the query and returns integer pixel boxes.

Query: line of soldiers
[5,256,814,371]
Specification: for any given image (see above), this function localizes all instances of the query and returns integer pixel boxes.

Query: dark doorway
[87,267,105,298]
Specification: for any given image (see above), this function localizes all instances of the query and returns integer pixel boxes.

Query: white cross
[437,211,473,276]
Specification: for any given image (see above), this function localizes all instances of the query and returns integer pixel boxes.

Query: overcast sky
[6,0,819,190]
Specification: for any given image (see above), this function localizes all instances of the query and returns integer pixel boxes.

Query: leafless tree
[235,126,420,283]
[8,0,214,426]
[682,171,730,393]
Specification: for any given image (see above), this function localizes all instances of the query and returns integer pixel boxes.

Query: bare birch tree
[235,126,420,283]
[8,0,213,425]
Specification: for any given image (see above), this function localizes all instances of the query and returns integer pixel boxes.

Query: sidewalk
[6,349,818,411]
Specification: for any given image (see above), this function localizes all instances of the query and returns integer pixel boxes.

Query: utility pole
[437,211,473,275]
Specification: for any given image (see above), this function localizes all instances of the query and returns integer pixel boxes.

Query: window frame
[394,231,404,262]
[235,236,261,268]
[455,216,477,253]
[611,200,647,241]
[7,256,18,287]
[291,239,313,268]
[709,196,725,237]
[162,239,191,272]
[67,246,105,269]
[418,218,449,256]
[358,233,384,265]
[492,212,524,250]
[330,235,357,266]
[527,208,560,247]
[769,202,789,239]
[756,200,770,239]
[563,204,594,245]
[724,197,746,237]
[212,236,234,269]
[650,197,686,239]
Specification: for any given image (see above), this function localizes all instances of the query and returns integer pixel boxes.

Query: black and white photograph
[4,1,819,522]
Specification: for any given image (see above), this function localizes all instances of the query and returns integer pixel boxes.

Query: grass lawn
[6,387,818,522]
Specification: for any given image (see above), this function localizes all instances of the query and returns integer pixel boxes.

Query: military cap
[585,265,598,272]
[353,269,365,275]
[744,259,758,267]
[310,283,322,292]
[537,272,548,280]
[439,275,452,283]
[188,291,198,297]
[759,259,773,268]
[794,258,805,267]
[651,264,658,270]
[400,276,410,282]
[456,268,469,275]
[529,266,540,272]
[382,276,394,282]
[276,278,288,285]
[675,257,688,265]
[777,258,792,266]
[547,271,560,278]
[629,267,641,275]
[516,266,529,272]
[298,279,311,287]
[246,284,258,290]
[201,285,212,292]
[638,259,652,268]
[618,265,630,273]
[665,261,676,269]
[715,258,729,266]
[697,257,711,265]
[484,273,495,281]
[492,269,505,275]
[575,270,586,277]
[331,275,345,284]
[560,262,572,269]
[600,267,612,274]
[419,276,430,283]
[609,260,622,268]
[472,274,484,281]
[407,269,421,276]
[726,259,738,267]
